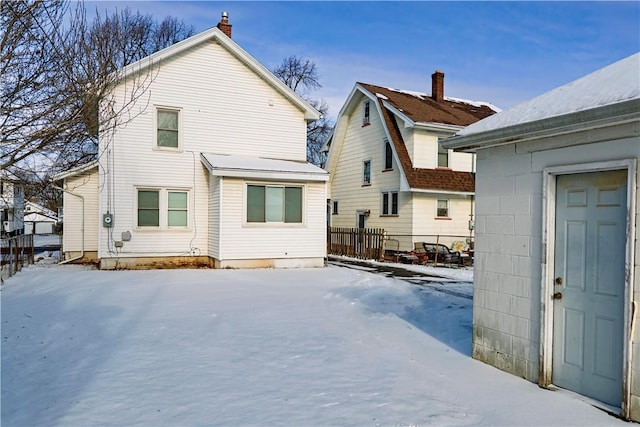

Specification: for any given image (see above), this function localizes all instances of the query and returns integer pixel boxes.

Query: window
[381,191,398,215]
[362,100,370,126]
[332,200,339,215]
[168,191,188,226]
[384,139,393,170]
[437,199,449,217]
[438,142,449,168]
[363,160,371,185]
[138,190,160,226]
[157,109,179,148]
[137,189,189,228]
[247,185,303,223]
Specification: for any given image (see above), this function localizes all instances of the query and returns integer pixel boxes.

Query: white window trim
[437,140,449,168]
[243,182,306,227]
[135,187,191,230]
[154,106,183,151]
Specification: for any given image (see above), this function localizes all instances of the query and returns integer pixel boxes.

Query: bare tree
[273,56,333,166]
[1,0,194,206]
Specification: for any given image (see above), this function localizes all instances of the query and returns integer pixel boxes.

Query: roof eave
[443,98,640,152]
[52,160,99,181]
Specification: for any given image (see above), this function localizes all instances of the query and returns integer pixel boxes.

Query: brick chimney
[431,70,445,102]
[217,11,232,38]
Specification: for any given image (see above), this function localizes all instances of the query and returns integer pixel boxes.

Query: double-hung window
[247,185,303,223]
[137,188,189,228]
[381,191,398,215]
[437,199,449,217]
[363,160,371,185]
[157,108,179,148]
[332,200,339,215]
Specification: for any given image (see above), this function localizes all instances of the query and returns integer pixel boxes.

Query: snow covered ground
[1,262,626,426]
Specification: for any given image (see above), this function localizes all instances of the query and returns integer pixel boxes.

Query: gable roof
[359,83,498,128]
[444,53,640,151]
[326,81,495,194]
[117,27,320,121]
[377,99,475,193]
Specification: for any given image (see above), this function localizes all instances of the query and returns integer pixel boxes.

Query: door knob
[553,292,563,300]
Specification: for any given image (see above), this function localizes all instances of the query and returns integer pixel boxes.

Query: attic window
[383,139,393,170]
[362,100,370,126]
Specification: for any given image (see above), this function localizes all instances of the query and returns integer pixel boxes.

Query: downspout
[52,184,84,264]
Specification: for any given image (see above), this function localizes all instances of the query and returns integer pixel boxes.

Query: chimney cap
[221,11,229,20]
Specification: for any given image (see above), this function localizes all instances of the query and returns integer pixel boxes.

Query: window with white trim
[437,141,449,168]
[437,199,449,217]
[157,108,179,148]
[381,191,398,215]
[384,138,393,170]
[137,188,189,228]
[247,184,303,223]
[362,100,370,126]
[363,160,371,185]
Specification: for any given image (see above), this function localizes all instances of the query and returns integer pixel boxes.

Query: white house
[324,72,498,251]
[444,53,640,420]
[55,14,328,269]
[0,170,24,237]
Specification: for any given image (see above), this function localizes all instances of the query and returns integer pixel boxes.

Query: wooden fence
[327,227,385,260]
[1,234,34,281]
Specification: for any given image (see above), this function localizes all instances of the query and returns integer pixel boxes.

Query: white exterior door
[552,170,627,406]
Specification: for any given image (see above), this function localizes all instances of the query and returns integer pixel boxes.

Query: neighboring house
[324,71,498,250]
[55,14,328,269]
[24,201,59,235]
[0,170,24,237]
[444,53,640,421]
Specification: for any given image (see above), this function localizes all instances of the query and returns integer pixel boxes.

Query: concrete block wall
[472,144,541,382]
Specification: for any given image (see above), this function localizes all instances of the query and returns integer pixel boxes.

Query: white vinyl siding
[99,39,313,259]
[217,178,326,260]
[63,168,99,254]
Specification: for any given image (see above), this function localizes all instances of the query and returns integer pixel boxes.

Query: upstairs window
[384,139,393,170]
[437,199,449,217]
[332,200,339,215]
[362,100,370,126]
[247,185,303,223]
[381,191,398,215]
[157,109,179,148]
[437,142,449,168]
[363,160,371,185]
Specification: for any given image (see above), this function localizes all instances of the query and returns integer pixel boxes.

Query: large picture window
[247,185,303,223]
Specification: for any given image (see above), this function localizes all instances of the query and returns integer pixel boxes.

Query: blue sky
[90,1,640,119]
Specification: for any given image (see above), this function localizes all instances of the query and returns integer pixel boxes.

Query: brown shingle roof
[360,83,496,126]
[377,98,476,193]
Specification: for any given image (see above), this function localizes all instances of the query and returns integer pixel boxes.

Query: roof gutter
[442,98,640,152]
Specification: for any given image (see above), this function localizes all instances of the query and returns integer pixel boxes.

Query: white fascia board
[409,188,474,196]
[381,100,414,128]
[200,153,329,182]
[443,98,640,152]
[413,122,464,134]
[52,160,99,181]
[117,27,320,121]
